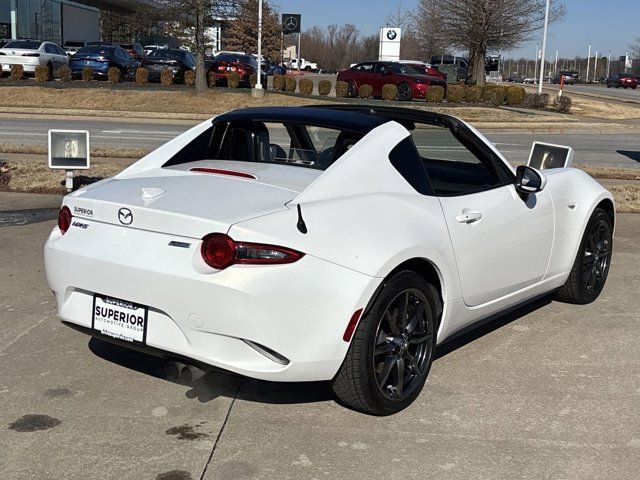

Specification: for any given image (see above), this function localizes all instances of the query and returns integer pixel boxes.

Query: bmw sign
[386,29,398,40]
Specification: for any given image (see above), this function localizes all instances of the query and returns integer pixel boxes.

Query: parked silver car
[0,40,69,76]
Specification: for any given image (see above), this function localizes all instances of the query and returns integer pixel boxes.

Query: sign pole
[538,0,550,94]
[256,0,263,90]
[65,170,74,192]
[586,44,591,83]
[297,33,301,71]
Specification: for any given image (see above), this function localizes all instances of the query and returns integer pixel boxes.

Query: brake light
[58,206,72,234]
[22,53,40,57]
[190,167,256,179]
[200,233,304,270]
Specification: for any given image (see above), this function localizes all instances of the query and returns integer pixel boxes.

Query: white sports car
[44,106,614,415]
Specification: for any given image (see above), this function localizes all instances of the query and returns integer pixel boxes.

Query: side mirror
[515,165,547,194]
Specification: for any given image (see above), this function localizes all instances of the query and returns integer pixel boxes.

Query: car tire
[397,82,413,101]
[347,80,357,98]
[331,271,441,415]
[47,62,54,81]
[555,207,613,305]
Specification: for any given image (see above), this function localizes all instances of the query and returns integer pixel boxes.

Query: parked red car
[208,53,267,88]
[605,73,638,89]
[337,61,445,101]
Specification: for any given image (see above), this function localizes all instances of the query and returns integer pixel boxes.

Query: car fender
[543,168,614,279]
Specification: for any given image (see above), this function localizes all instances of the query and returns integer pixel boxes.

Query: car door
[374,63,390,96]
[413,123,554,307]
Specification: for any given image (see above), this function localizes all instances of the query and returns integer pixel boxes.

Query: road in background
[541,83,640,103]
[1,115,638,169]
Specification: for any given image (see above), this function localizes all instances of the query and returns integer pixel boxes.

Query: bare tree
[413,0,449,61]
[298,24,360,71]
[417,0,565,84]
[631,38,640,59]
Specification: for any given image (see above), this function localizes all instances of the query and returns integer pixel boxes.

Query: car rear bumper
[44,221,379,382]
[1,59,40,72]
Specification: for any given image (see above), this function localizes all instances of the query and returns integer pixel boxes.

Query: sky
[275,0,639,60]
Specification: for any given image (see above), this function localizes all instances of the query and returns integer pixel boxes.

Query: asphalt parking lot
[1,201,639,479]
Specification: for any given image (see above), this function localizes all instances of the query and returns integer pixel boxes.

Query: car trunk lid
[64,163,319,239]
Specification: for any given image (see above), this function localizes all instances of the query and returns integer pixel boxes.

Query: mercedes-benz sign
[282,13,301,34]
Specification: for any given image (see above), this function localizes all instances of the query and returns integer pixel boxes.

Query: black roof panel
[214,106,389,134]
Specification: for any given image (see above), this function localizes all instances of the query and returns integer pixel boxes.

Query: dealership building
[0,0,155,44]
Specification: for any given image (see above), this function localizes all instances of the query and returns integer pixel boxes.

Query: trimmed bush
[273,73,284,91]
[10,64,24,81]
[299,78,313,95]
[227,71,241,88]
[160,68,174,87]
[335,80,348,98]
[249,73,258,88]
[318,79,332,96]
[382,84,398,101]
[57,66,71,83]
[108,67,121,84]
[482,86,506,106]
[522,92,550,109]
[82,67,93,82]
[553,95,572,113]
[425,85,445,103]
[465,85,482,103]
[505,86,526,105]
[34,65,50,83]
[358,84,373,99]
[284,75,296,92]
[135,67,148,86]
[446,84,465,103]
[184,70,195,86]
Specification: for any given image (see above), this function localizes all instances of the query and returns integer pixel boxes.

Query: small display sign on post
[527,142,574,170]
[48,130,90,192]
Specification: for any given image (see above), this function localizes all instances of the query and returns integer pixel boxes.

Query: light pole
[256,0,263,90]
[593,50,598,82]
[606,50,611,78]
[586,43,591,83]
[538,0,550,92]
[534,43,538,80]
[554,49,558,75]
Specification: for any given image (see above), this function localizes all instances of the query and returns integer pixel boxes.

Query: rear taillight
[200,233,304,270]
[58,206,72,234]
[22,53,40,57]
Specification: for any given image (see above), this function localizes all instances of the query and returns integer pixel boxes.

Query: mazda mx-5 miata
[44,105,614,415]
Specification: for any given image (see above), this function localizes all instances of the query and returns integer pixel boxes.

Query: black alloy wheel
[332,271,440,415]
[347,80,357,98]
[373,288,433,401]
[555,207,613,304]
[397,82,412,101]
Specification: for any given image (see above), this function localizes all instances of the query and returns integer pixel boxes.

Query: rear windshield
[149,50,184,59]
[164,121,365,171]
[64,41,85,47]
[4,40,42,50]
[215,54,256,66]
[77,45,116,55]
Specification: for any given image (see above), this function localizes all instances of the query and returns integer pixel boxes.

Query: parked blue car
[70,45,139,80]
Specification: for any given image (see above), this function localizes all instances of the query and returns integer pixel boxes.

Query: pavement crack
[199,380,242,480]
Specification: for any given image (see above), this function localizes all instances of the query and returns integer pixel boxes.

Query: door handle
[456,211,483,224]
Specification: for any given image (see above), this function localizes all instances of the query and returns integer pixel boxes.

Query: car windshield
[4,40,42,50]
[215,54,257,66]
[387,63,419,74]
[149,50,184,59]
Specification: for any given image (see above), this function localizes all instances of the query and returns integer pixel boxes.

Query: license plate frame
[91,294,148,345]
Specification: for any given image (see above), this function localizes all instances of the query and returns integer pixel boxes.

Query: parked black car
[145,49,195,83]
[69,45,139,80]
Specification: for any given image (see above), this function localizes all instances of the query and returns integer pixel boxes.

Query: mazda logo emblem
[118,208,133,225]
[386,30,397,40]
